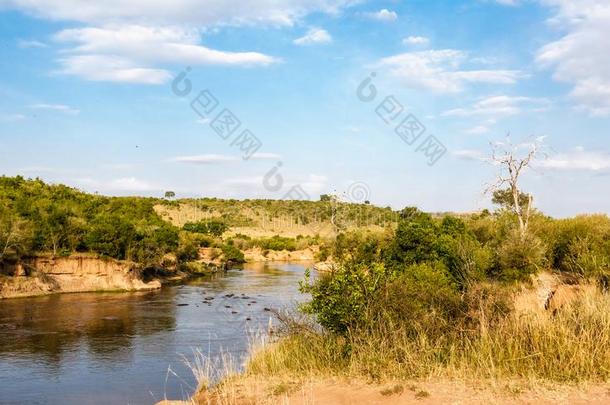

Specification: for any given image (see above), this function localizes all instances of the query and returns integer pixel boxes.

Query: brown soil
[243,247,318,263]
[0,254,160,299]
[182,377,610,405]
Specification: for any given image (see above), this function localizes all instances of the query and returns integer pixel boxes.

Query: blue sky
[0,0,609,217]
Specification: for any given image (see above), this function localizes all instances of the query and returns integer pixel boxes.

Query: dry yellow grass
[170,285,610,404]
[154,202,390,238]
[244,285,610,382]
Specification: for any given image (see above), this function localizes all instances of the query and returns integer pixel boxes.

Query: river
[0,262,313,405]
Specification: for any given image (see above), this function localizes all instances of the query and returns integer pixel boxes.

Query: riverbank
[176,376,610,404]
[0,254,162,299]
[0,246,321,299]
[166,272,610,404]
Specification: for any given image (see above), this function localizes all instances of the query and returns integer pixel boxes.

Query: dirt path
[164,377,610,404]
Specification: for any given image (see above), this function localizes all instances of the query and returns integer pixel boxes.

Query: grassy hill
[0,176,399,270]
[154,198,398,238]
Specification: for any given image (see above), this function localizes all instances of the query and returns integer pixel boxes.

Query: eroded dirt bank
[0,254,160,299]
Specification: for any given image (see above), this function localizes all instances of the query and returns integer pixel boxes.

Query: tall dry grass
[245,286,610,383]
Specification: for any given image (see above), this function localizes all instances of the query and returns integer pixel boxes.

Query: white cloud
[29,103,80,114]
[56,54,172,84]
[402,36,429,46]
[301,174,328,194]
[54,25,277,66]
[3,0,346,84]
[495,0,519,5]
[442,95,548,117]
[250,152,282,159]
[0,0,356,27]
[17,39,47,48]
[537,0,610,116]
[293,27,332,45]
[377,50,524,93]
[171,154,239,164]
[52,25,277,83]
[365,9,398,22]
[537,148,610,172]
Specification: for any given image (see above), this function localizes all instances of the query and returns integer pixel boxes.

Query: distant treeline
[0,176,398,268]
[0,176,179,267]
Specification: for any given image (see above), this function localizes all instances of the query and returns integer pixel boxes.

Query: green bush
[542,215,610,281]
[220,243,245,263]
[369,262,462,337]
[0,176,180,266]
[176,241,199,262]
[300,262,387,334]
[183,219,228,237]
[494,231,546,281]
[254,235,297,251]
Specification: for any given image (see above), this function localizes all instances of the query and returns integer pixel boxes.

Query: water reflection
[0,291,176,365]
[0,262,312,405]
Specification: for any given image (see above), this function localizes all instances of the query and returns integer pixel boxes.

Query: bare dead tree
[329,193,342,235]
[486,135,544,239]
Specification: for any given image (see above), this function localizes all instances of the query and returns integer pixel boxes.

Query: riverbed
[0,262,313,405]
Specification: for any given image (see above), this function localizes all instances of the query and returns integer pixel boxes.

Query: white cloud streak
[29,103,80,114]
[293,27,332,45]
[402,36,429,46]
[377,50,524,93]
[365,9,397,22]
[171,154,239,164]
[442,95,549,117]
[0,0,357,27]
[537,147,610,172]
[537,0,610,116]
[52,25,278,84]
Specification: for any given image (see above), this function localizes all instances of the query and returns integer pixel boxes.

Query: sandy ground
[157,377,610,405]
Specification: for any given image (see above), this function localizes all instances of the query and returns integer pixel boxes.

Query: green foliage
[220,243,245,263]
[371,263,462,334]
[0,203,34,264]
[183,219,228,237]
[492,188,531,209]
[179,196,398,230]
[0,176,179,266]
[334,230,388,264]
[301,263,388,334]
[494,231,546,281]
[176,238,200,263]
[387,210,491,287]
[540,215,610,281]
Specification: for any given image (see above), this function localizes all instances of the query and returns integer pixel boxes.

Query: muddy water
[0,262,313,405]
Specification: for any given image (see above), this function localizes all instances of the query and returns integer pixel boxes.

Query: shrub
[176,241,199,262]
[183,219,228,237]
[367,262,462,337]
[542,215,610,281]
[220,243,245,263]
[254,235,297,251]
[300,263,387,334]
[494,231,546,281]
